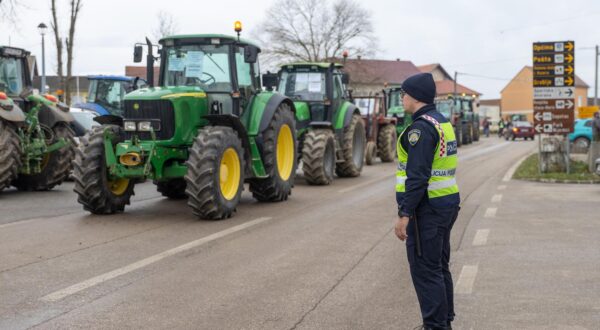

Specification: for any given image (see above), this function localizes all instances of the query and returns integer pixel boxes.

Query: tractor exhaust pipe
[145,37,154,87]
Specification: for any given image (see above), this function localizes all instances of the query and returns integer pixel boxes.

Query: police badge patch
[408,129,421,146]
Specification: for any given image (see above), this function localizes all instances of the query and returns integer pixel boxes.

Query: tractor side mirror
[133,45,143,63]
[244,45,259,63]
[262,72,279,91]
[341,73,350,85]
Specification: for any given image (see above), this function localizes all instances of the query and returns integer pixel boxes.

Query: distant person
[395,73,460,330]
[593,112,600,142]
[498,119,505,138]
[482,118,490,138]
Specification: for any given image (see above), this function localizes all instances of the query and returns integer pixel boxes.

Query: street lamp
[37,23,48,94]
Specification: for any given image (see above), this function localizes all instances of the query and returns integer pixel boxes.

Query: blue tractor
[75,75,146,116]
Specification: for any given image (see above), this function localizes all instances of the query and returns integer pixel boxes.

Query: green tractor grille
[123,100,176,140]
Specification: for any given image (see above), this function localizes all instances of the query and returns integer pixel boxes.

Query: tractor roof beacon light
[342,50,348,65]
[234,21,242,41]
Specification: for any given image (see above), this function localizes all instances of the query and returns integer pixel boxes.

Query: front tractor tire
[185,126,244,220]
[377,124,396,163]
[336,113,366,177]
[302,129,336,185]
[0,119,22,192]
[73,125,135,214]
[249,103,297,202]
[13,123,76,191]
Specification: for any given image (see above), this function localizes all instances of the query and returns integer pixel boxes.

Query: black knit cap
[401,73,436,104]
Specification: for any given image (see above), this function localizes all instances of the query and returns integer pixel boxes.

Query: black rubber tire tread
[249,103,297,202]
[472,122,480,141]
[336,113,366,177]
[302,129,335,185]
[455,124,463,147]
[377,124,396,162]
[13,123,76,191]
[185,126,244,220]
[0,120,22,191]
[462,123,472,145]
[365,141,376,166]
[155,178,187,199]
[73,125,135,214]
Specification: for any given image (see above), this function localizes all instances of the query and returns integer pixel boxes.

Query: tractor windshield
[278,71,326,102]
[354,98,376,116]
[87,79,128,115]
[0,56,25,95]
[163,44,232,92]
[436,100,453,119]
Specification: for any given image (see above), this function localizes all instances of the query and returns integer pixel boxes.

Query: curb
[515,177,600,184]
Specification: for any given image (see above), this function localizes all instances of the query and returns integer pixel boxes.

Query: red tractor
[353,95,397,165]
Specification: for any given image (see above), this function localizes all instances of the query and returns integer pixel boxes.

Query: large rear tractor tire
[336,113,366,177]
[156,179,187,199]
[13,123,76,191]
[462,123,472,145]
[473,122,480,142]
[249,103,297,202]
[73,125,135,214]
[0,120,22,192]
[302,129,336,185]
[185,126,244,220]
[377,124,396,163]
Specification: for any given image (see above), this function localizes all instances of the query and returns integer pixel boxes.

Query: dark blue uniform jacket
[397,104,461,216]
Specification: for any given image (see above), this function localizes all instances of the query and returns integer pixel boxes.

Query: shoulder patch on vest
[408,129,421,146]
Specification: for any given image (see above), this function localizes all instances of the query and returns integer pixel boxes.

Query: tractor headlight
[138,121,152,131]
[124,121,137,132]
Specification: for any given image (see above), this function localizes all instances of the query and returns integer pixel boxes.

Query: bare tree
[254,0,377,67]
[152,10,179,41]
[49,0,82,105]
[0,0,21,25]
[50,0,63,96]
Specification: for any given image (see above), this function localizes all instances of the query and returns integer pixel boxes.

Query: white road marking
[459,142,511,161]
[472,229,490,246]
[455,265,478,294]
[337,174,393,193]
[40,217,273,302]
[0,218,42,230]
[497,185,507,190]
[484,207,497,218]
[491,194,503,203]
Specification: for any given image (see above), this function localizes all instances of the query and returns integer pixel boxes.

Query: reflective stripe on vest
[396,114,459,200]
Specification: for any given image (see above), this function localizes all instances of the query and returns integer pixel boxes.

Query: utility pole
[453,71,458,99]
[595,45,598,106]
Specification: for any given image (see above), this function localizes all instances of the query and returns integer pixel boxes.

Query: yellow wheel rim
[108,178,130,196]
[276,124,294,181]
[220,148,241,200]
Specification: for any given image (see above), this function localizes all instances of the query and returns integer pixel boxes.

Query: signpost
[533,41,575,173]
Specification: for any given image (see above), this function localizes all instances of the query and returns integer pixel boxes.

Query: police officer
[394,73,461,330]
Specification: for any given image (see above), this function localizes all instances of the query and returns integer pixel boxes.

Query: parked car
[568,119,592,150]
[505,121,535,140]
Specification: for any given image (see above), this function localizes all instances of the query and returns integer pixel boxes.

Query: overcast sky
[2,0,599,99]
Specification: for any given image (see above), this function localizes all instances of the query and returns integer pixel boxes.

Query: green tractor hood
[124,86,207,101]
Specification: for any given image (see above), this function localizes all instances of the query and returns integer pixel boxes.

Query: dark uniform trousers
[406,203,460,329]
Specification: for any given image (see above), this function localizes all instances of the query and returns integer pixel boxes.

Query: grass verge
[513,154,600,183]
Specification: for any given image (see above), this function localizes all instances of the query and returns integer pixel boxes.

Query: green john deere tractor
[73,28,298,220]
[0,46,75,192]
[384,87,412,137]
[263,62,366,185]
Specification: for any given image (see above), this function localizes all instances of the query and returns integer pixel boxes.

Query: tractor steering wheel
[200,72,216,85]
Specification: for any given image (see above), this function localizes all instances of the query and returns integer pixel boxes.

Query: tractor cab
[384,87,412,135]
[273,63,349,124]
[75,76,146,116]
[0,46,32,108]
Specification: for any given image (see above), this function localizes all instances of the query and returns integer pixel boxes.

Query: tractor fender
[334,101,360,130]
[245,92,295,136]
[38,103,75,128]
[0,100,26,122]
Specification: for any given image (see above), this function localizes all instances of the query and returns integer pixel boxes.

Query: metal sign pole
[565,135,570,174]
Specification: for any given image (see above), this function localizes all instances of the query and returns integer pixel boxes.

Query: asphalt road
[0,137,536,329]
